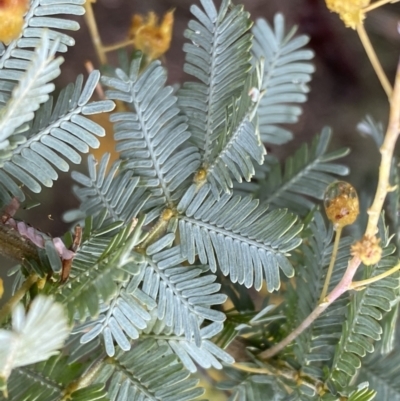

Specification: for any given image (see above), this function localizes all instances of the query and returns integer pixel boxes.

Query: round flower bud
[324,181,359,229]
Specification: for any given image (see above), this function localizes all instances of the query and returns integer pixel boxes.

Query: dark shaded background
[2,1,400,300]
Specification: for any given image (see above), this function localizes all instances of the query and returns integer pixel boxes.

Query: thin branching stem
[319,227,342,303]
[365,62,400,235]
[139,209,173,249]
[351,262,400,289]
[233,362,298,381]
[0,273,38,324]
[84,1,107,65]
[233,363,273,375]
[259,255,362,359]
[260,60,400,360]
[0,224,40,263]
[363,0,395,12]
[103,39,136,53]
[259,301,332,359]
[356,23,392,98]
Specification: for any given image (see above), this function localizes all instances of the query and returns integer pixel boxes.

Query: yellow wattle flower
[325,0,370,29]
[129,10,174,61]
[0,0,29,43]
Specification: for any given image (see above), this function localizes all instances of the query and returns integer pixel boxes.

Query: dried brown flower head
[351,235,382,265]
[129,10,174,61]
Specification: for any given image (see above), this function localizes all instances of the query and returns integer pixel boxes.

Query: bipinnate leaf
[0,296,70,392]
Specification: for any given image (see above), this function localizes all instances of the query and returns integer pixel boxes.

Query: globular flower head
[129,10,174,61]
[325,0,370,29]
[351,235,382,265]
[0,0,29,43]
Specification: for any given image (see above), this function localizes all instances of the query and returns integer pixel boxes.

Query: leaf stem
[84,1,107,65]
[259,255,361,359]
[103,39,136,53]
[319,227,342,303]
[232,363,272,375]
[232,362,298,381]
[0,273,38,324]
[356,23,392,98]
[259,299,331,359]
[363,0,396,12]
[351,262,400,289]
[139,209,173,249]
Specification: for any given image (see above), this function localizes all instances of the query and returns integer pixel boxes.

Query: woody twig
[259,59,400,360]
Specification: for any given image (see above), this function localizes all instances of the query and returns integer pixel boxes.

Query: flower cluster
[0,0,29,43]
[129,10,174,61]
[325,0,370,29]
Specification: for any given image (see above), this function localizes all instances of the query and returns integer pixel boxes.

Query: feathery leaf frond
[0,354,108,401]
[0,32,62,148]
[102,54,200,219]
[77,282,154,357]
[357,345,400,401]
[178,0,253,164]
[95,338,205,401]
[258,128,349,214]
[347,384,377,401]
[144,236,227,346]
[56,213,144,321]
[204,67,266,198]
[177,183,302,291]
[218,366,287,400]
[145,319,234,372]
[71,153,151,224]
[0,296,70,392]
[252,14,314,145]
[0,71,114,205]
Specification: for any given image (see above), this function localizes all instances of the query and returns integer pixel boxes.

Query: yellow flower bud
[194,168,207,184]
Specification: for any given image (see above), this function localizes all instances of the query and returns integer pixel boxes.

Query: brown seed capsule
[324,181,359,229]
